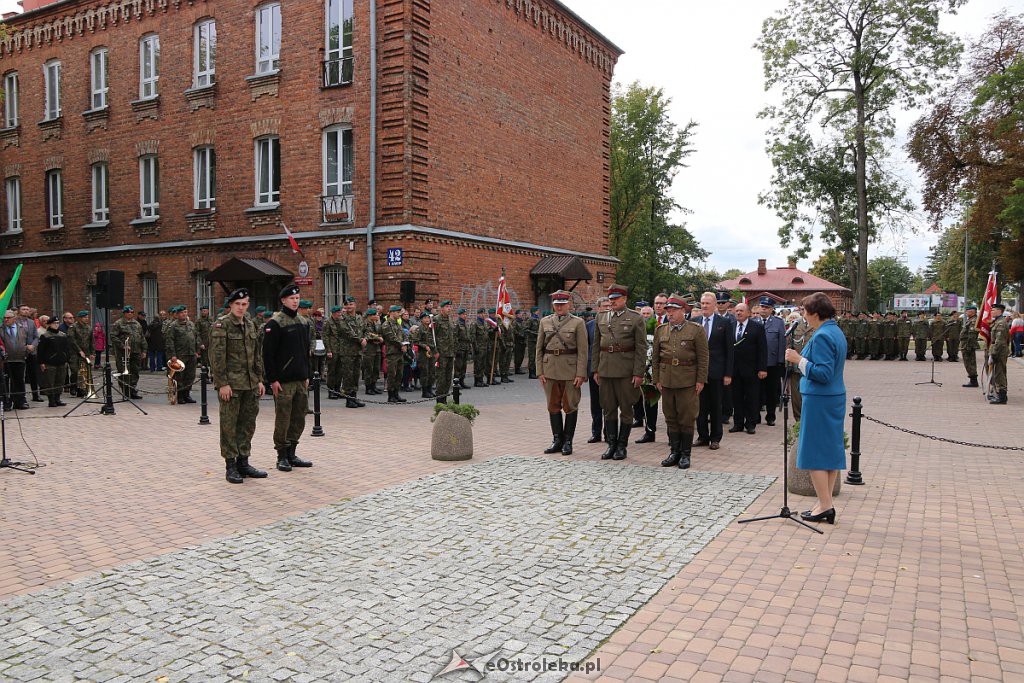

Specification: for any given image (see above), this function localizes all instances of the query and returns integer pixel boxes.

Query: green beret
[389,305,403,312]
[255,306,266,313]
[76,310,90,318]
[343,295,356,304]
[440,300,452,307]
[330,305,342,313]
[488,307,496,314]
[122,306,134,313]
[365,308,377,316]
[200,304,210,310]
[477,308,486,314]
[457,308,466,314]
[965,304,977,311]
[530,306,539,313]
[299,300,313,308]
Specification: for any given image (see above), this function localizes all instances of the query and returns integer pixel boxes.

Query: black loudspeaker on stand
[0,363,34,475]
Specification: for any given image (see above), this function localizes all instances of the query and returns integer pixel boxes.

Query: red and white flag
[496,271,512,318]
[978,270,999,344]
[281,222,303,257]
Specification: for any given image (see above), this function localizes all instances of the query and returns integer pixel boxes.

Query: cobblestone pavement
[0,456,770,682]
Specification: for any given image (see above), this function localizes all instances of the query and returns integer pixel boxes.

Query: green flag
[0,264,23,314]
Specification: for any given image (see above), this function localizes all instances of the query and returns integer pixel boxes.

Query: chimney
[757,259,767,276]
[788,258,797,269]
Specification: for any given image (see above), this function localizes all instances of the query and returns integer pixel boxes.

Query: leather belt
[544,348,577,356]
[662,359,694,367]
[601,345,634,353]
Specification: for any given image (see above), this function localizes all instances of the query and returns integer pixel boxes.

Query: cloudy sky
[2,0,1019,275]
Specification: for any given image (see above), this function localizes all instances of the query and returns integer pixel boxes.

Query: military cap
[551,290,573,304]
[343,295,356,304]
[46,315,60,325]
[759,297,775,307]
[441,300,452,307]
[682,293,697,306]
[389,305,403,312]
[607,284,628,299]
[488,307,497,314]
[716,291,731,303]
[200,303,210,310]
[279,283,301,299]
[992,302,1006,310]
[477,307,486,314]
[420,311,432,320]
[299,299,313,308]
[530,306,539,313]
[457,308,466,314]
[122,306,134,313]
[366,308,377,316]
[665,294,685,309]
[226,288,250,304]
[330,305,342,313]
[635,300,650,308]
[965,304,977,311]
[76,310,90,318]
[255,306,266,313]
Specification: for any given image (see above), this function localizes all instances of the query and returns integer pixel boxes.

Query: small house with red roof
[718,259,853,313]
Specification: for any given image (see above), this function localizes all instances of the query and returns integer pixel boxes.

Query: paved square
[0,456,771,682]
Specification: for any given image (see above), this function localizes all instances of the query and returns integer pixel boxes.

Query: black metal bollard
[311,371,325,437]
[198,365,211,425]
[452,383,460,405]
[846,396,864,485]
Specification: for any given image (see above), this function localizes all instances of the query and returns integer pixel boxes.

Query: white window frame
[193,146,216,210]
[90,48,108,110]
[322,265,349,311]
[195,271,213,313]
[3,72,18,127]
[139,155,160,218]
[194,19,217,88]
[5,177,21,232]
[324,0,354,85]
[91,162,109,223]
[254,136,280,206]
[45,169,63,229]
[141,275,159,317]
[139,34,160,100]
[43,60,61,120]
[322,126,353,198]
[255,3,281,75]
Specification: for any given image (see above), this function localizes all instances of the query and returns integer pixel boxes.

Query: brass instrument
[167,358,185,405]
[77,359,95,397]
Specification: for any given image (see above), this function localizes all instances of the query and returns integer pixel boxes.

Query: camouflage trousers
[526,337,538,375]
[326,355,344,392]
[454,351,468,384]
[220,388,260,461]
[435,355,455,400]
[513,339,527,372]
[962,348,977,378]
[914,337,928,360]
[474,343,492,380]
[178,358,197,398]
[386,353,405,392]
[114,353,141,394]
[417,350,435,388]
[989,350,1008,392]
[898,337,910,357]
[273,380,308,450]
[931,339,945,360]
[362,346,382,386]
[498,345,513,379]
[341,354,362,395]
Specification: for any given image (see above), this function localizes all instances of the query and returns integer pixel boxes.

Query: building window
[193,146,216,210]
[90,48,108,110]
[5,177,21,232]
[3,72,18,127]
[255,3,281,75]
[139,34,160,100]
[322,265,349,311]
[50,278,63,317]
[195,271,213,313]
[322,126,353,222]
[194,19,217,88]
[43,60,61,120]
[141,275,159,317]
[324,0,354,86]
[139,155,160,218]
[91,162,109,223]
[254,136,280,206]
[45,169,63,228]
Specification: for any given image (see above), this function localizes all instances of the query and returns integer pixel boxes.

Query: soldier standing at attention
[867,312,882,360]
[322,305,345,399]
[412,312,437,398]
[111,306,148,399]
[37,316,71,407]
[930,312,946,361]
[853,312,868,359]
[960,305,980,387]
[382,305,409,403]
[362,308,384,395]
[210,288,267,485]
[987,302,1010,405]
[837,313,851,359]
[263,284,314,472]
[512,309,528,375]
[338,295,367,408]
[472,308,492,387]
[68,310,95,397]
[945,311,961,362]
[653,294,708,469]
[526,306,540,379]
[881,312,898,360]
[196,304,213,369]
[434,300,456,402]
[453,308,473,390]
[592,284,649,461]
[165,306,201,404]
[913,311,930,361]
[896,311,913,361]
[537,290,589,456]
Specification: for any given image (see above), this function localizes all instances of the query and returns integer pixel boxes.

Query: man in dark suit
[729,303,767,434]
[692,292,734,449]
[759,298,788,426]
[1,309,32,410]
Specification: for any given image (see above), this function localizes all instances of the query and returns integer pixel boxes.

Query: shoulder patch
[214,322,223,329]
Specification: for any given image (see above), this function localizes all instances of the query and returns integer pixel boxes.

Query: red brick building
[718,259,853,314]
[0,0,620,318]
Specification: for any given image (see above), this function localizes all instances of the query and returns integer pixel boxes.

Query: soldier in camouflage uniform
[944,311,961,362]
[853,312,868,359]
[68,310,95,397]
[881,312,897,360]
[913,311,930,361]
[322,305,345,399]
[337,295,367,408]
[362,308,384,395]
[382,305,409,403]
[196,304,213,369]
[432,300,456,401]
[298,300,317,382]
[929,312,946,361]
[210,288,267,485]
[512,309,528,374]
[837,313,852,359]
[165,306,201,404]
[454,308,473,390]
[867,313,882,360]
[263,284,315,472]
[472,308,493,387]
[987,303,1010,404]
[526,306,540,378]
[411,312,437,398]
[111,306,148,399]
[960,305,980,387]
[896,311,913,361]
[496,311,514,383]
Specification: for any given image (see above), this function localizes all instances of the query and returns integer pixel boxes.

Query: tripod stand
[0,364,34,475]
[738,362,821,534]
[915,354,942,387]
[64,308,147,418]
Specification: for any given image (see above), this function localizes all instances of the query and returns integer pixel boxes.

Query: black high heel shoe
[800,508,836,524]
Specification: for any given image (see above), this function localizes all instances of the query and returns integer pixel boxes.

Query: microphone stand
[0,361,34,475]
[915,353,942,387]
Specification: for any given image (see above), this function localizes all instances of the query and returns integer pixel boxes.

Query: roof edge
[547,0,624,56]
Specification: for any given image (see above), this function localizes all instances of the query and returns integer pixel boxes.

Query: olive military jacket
[989,315,1010,355]
[591,308,648,378]
[68,321,94,358]
[381,317,407,357]
[896,318,913,338]
[196,315,213,352]
[535,313,588,381]
[210,313,264,390]
[944,318,961,344]
[651,321,709,389]
[321,316,345,355]
[434,314,455,357]
[929,319,946,342]
[111,317,148,356]
[165,320,200,360]
[455,319,473,353]
[959,316,980,352]
[336,314,365,356]
[913,318,931,339]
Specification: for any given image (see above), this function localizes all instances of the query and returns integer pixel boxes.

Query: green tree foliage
[758,0,965,311]
[868,256,915,310]
[923,224,997,302]
[610,83,708,301]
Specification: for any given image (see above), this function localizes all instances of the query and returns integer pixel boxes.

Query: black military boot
[678,432,694,469]
[601,422,619,460]
[422,386,436,398]
[613,424,631,460]
[544,413,564,454]
[515,368,525,375]
[286,444,313,467]
[505,375,514,383]
[32,391,43,402]
[661,432,681,467]
[474,378,486,387]
[990,390,1008,405]
[561,412,578,455]
[47,395,56,407]
[328,387,342,399]
[346,395,363,408]
[528,371,537,379]
[182,394,197,404]
[963,376,979,388]
[394,390,407,403]
[387,390,400,404]
[226,459,244,484]
[276,448,293,472]
[54,396,67,407]
[238,457,268,478]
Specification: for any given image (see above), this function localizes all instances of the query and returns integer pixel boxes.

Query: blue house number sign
[387,248,403,267]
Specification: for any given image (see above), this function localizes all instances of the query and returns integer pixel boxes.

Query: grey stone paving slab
[0,456,772,682]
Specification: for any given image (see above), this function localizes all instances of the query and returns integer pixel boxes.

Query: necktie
[737,323,744,340]
[704,317,711,339]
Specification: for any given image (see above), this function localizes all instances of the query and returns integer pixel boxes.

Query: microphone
[785,320,799,337]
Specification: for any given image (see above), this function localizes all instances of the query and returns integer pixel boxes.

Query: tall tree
[610,83,707,301]
[758,0,965,310]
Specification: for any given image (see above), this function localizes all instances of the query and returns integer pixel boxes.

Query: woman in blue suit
[784,292,846,524]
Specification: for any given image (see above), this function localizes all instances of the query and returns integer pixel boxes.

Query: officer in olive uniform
[111,306,148,399]
[454,308,473,390]
[896,312,913,361]
[362,308,384,394]
[263,284,314,472]
[68,310,95,397]
[913,312,930,360]
[472,308,493,387]
[881,312,897,360]
[382,305,409,403]
[495,311,514,383]
[592,284,649,460]
[338,296,367,408]
[960,305,980,387]
[37,316,71,407]
[210,288,267,485]
[434,300,456,402]
[987,302,1010,404]
[945,311,961,362]
[165,306,201,404]
[536,290,589,456]
[412,312,437,398]
[853,312,868,359]
[653,294,709,469]
[526,307,540,378]
[930,313,946,361]
[322,305,345,399]
[196,304,213,368]
[867,313,882,360]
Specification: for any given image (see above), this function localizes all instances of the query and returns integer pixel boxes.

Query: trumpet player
[68,310,95,398]
[111,306,147,399]
[166,305,201,404]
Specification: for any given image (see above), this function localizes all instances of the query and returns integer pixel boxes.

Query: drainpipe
[365,0,378,300]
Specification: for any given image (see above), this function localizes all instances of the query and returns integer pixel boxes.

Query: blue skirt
[796,393,847,471]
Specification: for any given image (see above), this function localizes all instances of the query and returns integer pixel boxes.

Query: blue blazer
[799,319,847,396]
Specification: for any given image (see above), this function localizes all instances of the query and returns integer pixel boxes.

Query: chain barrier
[862,414,1024,451]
